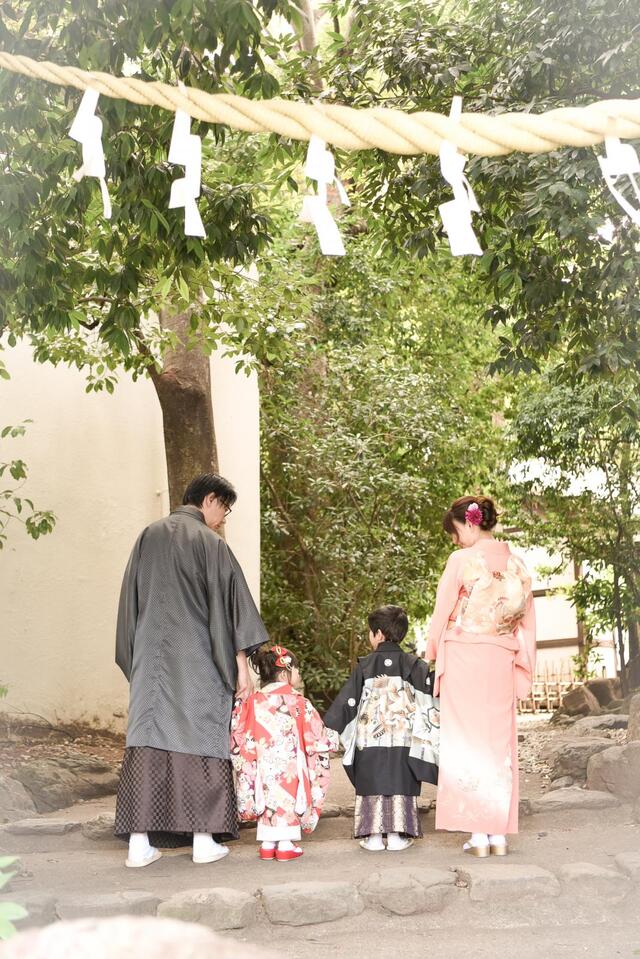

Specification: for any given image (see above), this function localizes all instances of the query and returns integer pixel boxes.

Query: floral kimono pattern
[231,682,338,837]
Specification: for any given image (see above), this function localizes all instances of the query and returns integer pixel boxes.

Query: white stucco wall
[1,342,260,732]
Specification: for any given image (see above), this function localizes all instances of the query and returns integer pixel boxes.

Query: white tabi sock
[489,834,506,845]
[193,832,226,858]
[128,832,152,862]
[261,841,276,851]
[278,840,296,852]
[470,832,489,847]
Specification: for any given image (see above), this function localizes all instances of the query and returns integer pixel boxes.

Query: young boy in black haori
[324,605,439,851]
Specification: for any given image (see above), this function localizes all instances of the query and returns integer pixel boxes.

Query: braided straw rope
[2,50,640,156]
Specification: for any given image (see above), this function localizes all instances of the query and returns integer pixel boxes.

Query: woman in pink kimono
[231,645,338,861]
[425,496,536,858]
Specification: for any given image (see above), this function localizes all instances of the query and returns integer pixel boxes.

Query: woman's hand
[235,650,251,700]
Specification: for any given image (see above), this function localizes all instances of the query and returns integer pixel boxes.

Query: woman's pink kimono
[425,539,535,835]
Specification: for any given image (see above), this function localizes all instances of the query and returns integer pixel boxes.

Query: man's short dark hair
[367,605,409,644]
[182,473,237,509]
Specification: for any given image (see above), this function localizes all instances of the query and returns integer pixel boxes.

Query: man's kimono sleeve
[115,530,145,681]
[206,537,269,691]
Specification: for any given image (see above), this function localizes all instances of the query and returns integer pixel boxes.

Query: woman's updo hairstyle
[443,495,498,535]
[250,645,299,685]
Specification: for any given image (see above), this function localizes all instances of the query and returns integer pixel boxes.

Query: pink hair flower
[465,502,483,526]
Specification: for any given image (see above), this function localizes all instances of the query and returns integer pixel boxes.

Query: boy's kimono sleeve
[323,664,364,788]
[406,657,439,784]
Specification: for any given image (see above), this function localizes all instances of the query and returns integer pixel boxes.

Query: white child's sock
[489,834,506,845]
[278,840,295,852]
[261,841,276,851]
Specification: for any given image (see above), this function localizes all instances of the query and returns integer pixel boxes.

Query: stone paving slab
[158,886,257,930]
[260,881,364,926]
[359,866,456,915]
[56,890,161,920]
[558,861,632,903]
[3,818,81,835]
[529,786,620,813]
[456,862,561,902]
[614,851,640,880]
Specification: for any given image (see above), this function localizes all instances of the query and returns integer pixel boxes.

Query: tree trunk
[149,309,218,511]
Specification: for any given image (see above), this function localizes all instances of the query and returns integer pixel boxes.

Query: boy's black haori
[324,641,439,796]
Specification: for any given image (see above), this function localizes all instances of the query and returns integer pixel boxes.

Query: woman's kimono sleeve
[515,589,537,700]
[425,552,461,663]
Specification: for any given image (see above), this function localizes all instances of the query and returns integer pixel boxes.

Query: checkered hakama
[114,745,238,847]
[353,794,422,838]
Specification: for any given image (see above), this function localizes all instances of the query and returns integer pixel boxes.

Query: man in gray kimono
[114,472,268,867]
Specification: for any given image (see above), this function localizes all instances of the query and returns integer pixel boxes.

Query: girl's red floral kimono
[231,682,338,841]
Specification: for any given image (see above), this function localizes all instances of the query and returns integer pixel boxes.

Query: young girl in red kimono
[231,645,338,861]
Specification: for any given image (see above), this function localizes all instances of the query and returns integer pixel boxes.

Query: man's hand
[235,651,251,700]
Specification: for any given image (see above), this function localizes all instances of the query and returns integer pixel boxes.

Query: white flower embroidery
[348,697,356,707]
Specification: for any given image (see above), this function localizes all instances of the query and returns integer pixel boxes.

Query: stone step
[10,857,640,935]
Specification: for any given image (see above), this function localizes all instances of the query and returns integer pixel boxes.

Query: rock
[13,756,119,813]
[81,814,116,841]
[9,894,57,930]
[158,887,257,930]
[339,803,355,817]
[586,741,640,801]
[586,678,622,707]
[633,797,640,824]
[260,881,363,926]
[614,852,640,880]
[319,803,341,819]
[571,714,628,736]
[417,796,434,813]
[542,737,612,780]
[561,685,601,717]
[56,891,160,920]
[558,862,631,903]
[3,818,81,836]
[0,775,37,824]
[548,776,574,791]
[360,867,455,916]
[530,787,620,813]
[0,916,279,959]
[456,863,560,902]
[627,693,640,742]
[519,798,533,817]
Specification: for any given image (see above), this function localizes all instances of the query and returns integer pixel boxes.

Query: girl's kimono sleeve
[425,552,461,664]
[515,589,537,700]
[230,697,259,821]
[300,699,336,832]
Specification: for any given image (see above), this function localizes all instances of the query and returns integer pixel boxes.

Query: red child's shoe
[259,847,276,860]
[275,846,303,862]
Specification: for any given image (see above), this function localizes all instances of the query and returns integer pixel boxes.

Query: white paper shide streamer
[598,136,640,226]
[68,89,111,219]
[300,135,350,256]
[168,108,206,237]
[438,97,481,256]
